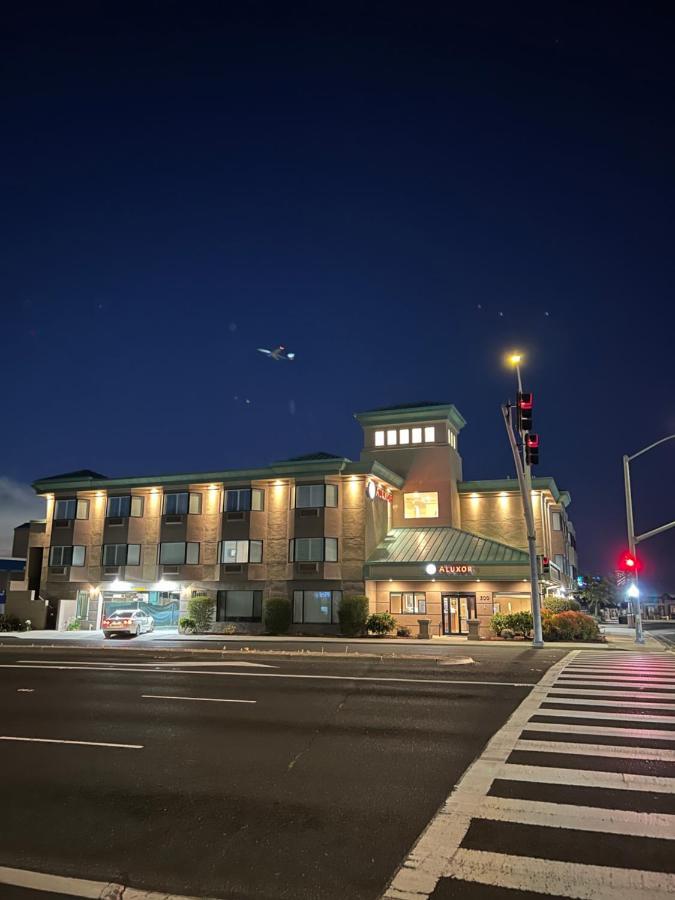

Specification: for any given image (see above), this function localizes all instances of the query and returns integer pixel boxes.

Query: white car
[102,609,155,638]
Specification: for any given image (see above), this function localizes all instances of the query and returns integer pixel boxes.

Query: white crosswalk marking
[383,649,675,900]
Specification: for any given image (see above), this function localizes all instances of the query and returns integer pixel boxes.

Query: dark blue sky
[3,3,674,590]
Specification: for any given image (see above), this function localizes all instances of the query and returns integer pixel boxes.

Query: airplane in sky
[257,345,295,361]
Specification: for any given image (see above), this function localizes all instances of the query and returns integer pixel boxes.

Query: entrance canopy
[364,526,529,582]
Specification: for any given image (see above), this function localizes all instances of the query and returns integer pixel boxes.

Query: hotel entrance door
[441,593,476,635]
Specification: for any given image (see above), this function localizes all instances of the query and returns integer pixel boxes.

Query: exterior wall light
[425,563,437,575]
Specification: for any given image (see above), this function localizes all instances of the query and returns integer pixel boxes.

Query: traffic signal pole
[622,454,644,645]
[502,398,544,649]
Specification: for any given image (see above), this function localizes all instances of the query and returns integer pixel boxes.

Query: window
[217,590,263,622]
[76,499,90,520]
[163,492,201,515]
[293,590,342,624]
[551,512,562,531]
[130,496,144,517]
[49,545,85,566]
[412,427,422,444]
[387,429,397,446]
[54,499,77,521]
[107,496,131,518]
[295,484,338,508]
[103,544,141,566]
[374,430,385,446]
[159,542,200,565]
[220,540,263,564]
[225,488,264,512]
[404,491,439,519]
[399,428,410,445]
[390,592,426,614]
[424,426,435,442]
[289,538,338,562]
[76,590,89,619]
[448,430,457,449]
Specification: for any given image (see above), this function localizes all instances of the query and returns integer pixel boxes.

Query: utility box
[417,618,431,639]
[466,618,481,640]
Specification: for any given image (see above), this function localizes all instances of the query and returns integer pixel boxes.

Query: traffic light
[619,551,640,573]
[525,433,540,465]
[516,392,533,431]
[539,556,551,578]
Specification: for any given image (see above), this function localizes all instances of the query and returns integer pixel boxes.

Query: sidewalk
[1,624,666,652]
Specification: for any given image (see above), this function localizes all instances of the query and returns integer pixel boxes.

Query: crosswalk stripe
[515,738,675,761]
[466,794,675,839]
[500,762,675,792]
[554,679,675,689]
[564,669,675,678]
[542,696,675,710]
[531,708,675,724]
[549,687,675,700]
[446,848,675,899]
[559,673,675,682]
[523,720,675,740]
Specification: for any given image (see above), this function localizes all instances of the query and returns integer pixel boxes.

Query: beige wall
[459,491,548,555]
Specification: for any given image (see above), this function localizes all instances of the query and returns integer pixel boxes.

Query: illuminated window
[399,428,409,444]
[387,429,397,446]
[424,426,435,442]
[448,430,457,449]
[404,492,439,519]
[374,430,385,446]
[412,427,422,444]
[390,592,426,614]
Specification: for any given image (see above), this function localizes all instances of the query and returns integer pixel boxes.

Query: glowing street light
[626,583,640,600]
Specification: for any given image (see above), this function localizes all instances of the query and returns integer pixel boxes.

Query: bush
[263,597,292,634]
[543,610,601,642]
[490,611,533,638]
[543,596,581,614]
[367,612,397,635]
[396,625,412,638]
[221,623,238,635]
[66,619,84,631]
[500,628,515,640]
[179,616,196,634]
[0,614,27,632]
[338,594,369,636]
[187,594,215,632]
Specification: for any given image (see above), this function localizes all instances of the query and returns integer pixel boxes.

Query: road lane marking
[444,849,675,900]
[523,721,675,740]
[515,738,675,761]
[542,696,675,710]
[531,708,675,724]
[142,694,255,704]
[0,664,533,687]
[0,862,212,898]
[0,736,142,749]
[500,763,675,792]
[548,687,675,700]
[554,679,675,689]
[464,795,675,840]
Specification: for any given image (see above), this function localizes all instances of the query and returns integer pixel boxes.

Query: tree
[578,575,618,618]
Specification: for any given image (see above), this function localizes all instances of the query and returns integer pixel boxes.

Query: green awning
[367,526,529,566]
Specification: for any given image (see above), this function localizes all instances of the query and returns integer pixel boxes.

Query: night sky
[3,3,674,591]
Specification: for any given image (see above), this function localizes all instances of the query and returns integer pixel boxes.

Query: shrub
[187,594,215,632]
[396,625,412,638]
[221,623,238,635]
[500,628,515,640]
[66,619,83,631]
[543,596,581,614]
[490,611,533,638]
[543,610,601,642]
[0,614,27,632]
[338,594,369,636]
[263,597,292,634]
[179,616,196,634]
[367,612,397,635]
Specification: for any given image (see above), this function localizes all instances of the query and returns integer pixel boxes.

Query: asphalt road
[652,629,675,648]
[0,644,566,899]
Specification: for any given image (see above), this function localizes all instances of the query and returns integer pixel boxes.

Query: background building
[13,403,577,637]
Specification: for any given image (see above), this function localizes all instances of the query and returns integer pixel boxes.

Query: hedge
[542,610,601,642]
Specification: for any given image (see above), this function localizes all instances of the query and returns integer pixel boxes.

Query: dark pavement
[0,645,565,899]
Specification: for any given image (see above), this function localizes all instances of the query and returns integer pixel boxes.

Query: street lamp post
[502,353,544,649]
[623,434,675,645]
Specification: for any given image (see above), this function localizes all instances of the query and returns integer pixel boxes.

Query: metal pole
[503,402,544,648]
[622,454,644,645]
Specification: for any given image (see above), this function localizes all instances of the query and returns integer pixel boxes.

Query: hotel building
[15,403,577,638]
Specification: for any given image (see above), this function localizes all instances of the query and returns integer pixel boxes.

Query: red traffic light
[619,552,641,573]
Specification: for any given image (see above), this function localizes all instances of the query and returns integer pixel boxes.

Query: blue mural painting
[102,592,180,627]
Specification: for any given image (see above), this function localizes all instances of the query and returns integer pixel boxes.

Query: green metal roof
[32,457,405,493]
[354,403,466,431]
[458,477,570,505]
[367,526,529,566]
